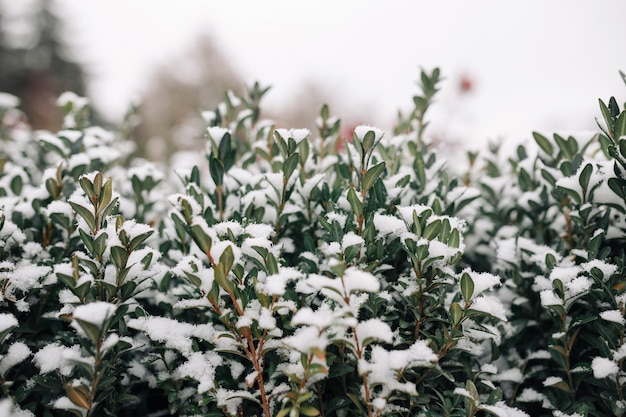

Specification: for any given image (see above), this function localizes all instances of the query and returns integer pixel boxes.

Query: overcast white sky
[12,0,626,144]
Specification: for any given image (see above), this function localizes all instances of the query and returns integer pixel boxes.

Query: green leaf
[609,96,621,118]
[552,279,564,299]
[608,178,626,199]
[10,174,23,195]
[423,219,442,240]
[578,163,592,198]
[79,176,96,199]
[460,272,474,301]
[361,130,376,154]
[545,253,557,270]
[300,405,320,416]
[128,230,154,252]
[73,318,102,345]
[450,301,463,325]
[189,224,212,254]
[343,244,361,263]
[217,131,232,162]
[362,161,386,192]
[554,134,572,160]
[283,152,300,180]
[93,232,108,259]
[69,201,96,232]
[533,132,553,156]
[209,157,225,186]
[219,245,235,275]
[266,252,280,275]
[619,138,626,159]
[65,383,91,410]
[346,187,363,218]
[99,177,113,212]
[599,99,614,136]
[276,408,291,417]
[100,196,119,220]
[448,228,461,248]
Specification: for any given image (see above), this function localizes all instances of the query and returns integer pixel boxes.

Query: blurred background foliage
[0,0,352,163]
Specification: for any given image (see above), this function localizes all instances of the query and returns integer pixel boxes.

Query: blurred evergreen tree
[0,0,87,130]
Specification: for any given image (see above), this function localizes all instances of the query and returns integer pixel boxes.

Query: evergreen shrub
[1,70,626,417]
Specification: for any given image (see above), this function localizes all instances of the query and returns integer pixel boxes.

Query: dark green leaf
[533,132,553,156]
[460,272,474,301]
[283,152,300,180]
[346,187,363,218]
[578,163,592,197]
[69,202,96,232]
[362,161,386,192]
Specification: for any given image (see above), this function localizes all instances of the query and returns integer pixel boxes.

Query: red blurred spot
[459,75,473,93]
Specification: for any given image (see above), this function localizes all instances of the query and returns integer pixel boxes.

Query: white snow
[353,125,384,143]
[0,92,19,108]
[540,290,562,307]
[480,402,529,417]
[359,341,437,396]
[0,397,35,417]
[553,411,584,417]
[600,310,624,325]
[275,128,310,144]
[128,316,214,357]
[373,213,406,237]
[516,388,546,402]
[119,219,153,241]
[489,367,523,383]
[263,267,302,296]
[206,126,231,145]
[282,326,327,354]
[591,356,619,378]
[245,223,274,239]
[543,376,564,387]
[177,351,223,394]
[0,313,18,334]
[343,267,380,294]
[72,301,117,328]
[341,231,364,250]
[462,269,500,298]
[397,204,432,226]
[356,319,393,345]
[0,341,31,375]
[469,296,508,322]
[213,221,244,238]
[9,262,52,292]
[326,212,347,229]
[33,344,82,376]
[582,259,617,279]
[43,200,74,219]
[57,91,88,108]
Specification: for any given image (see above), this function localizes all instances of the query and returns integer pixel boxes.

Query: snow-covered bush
[0,69,625,417]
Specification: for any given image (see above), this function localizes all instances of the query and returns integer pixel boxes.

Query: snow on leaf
[591,357,619,378]
[72,301,117,329]
[177,351,223,394]
[343,267,379,294]
[0,341,31,375]
[33,344,82,376]
[469,296,508,321]
[356,319,393,346]
[373,213,406,237]
[600,309,624,325]
[0,313,18,334]
[480,401,529,417]
[283,326,328,355]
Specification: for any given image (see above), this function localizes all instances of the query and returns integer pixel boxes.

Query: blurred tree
[0,0,88,131]
[133,34,243,162]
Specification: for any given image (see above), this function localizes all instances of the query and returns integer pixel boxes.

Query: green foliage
[1,69,626,417]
